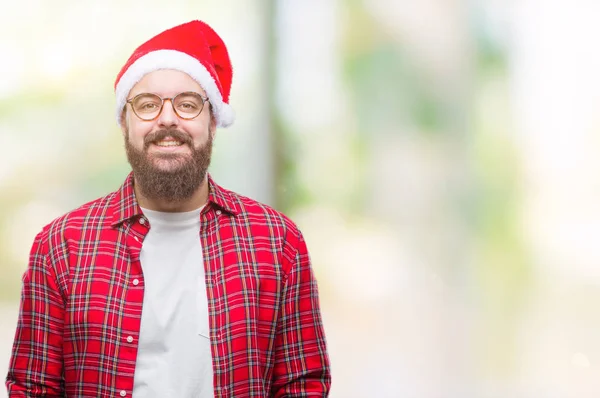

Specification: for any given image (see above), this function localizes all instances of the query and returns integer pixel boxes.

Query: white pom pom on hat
[114,20,235,128]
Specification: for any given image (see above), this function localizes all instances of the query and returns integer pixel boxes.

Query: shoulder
[216,184,304,247]
[224,189,309,273]
[35,189,119,252]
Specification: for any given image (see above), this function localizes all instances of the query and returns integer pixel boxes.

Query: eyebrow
[128,91,207,99]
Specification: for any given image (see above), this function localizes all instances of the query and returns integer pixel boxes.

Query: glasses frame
[126,91,210,121]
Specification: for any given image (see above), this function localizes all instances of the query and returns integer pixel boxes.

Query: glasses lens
[173,92,205,119]
[132,94,162,120]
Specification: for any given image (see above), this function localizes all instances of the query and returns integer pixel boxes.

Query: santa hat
[114,20,234,128]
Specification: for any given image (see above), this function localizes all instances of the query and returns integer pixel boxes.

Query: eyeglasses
[126,92,209,121]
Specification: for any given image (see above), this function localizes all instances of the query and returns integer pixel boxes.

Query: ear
[119,109,128,137]
[207,103,217,137]
[209,116,217,138]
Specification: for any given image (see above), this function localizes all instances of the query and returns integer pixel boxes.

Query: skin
[121,69,217,212]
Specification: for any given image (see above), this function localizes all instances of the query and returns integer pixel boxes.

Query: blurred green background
[2,0,600,397]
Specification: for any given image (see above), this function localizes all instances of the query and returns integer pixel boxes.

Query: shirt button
[126,336,133,343]
[139,217,146,225]
[120,391,127,397]
[134,236,139,242]
[216,210,222,216]
[132,279,139,286]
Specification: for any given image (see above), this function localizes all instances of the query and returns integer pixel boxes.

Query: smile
[154,139,184,147]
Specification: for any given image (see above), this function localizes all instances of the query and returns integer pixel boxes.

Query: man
[6,20,331,397]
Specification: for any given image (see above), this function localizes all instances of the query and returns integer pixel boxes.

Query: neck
[134,176,210,213]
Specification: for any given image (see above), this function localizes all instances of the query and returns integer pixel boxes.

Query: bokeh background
[2,0,600,397]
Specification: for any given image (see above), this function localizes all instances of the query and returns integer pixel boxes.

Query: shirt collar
[109,172,239,227]
[206,174,240,216]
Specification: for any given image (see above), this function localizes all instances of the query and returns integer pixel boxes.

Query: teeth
[155,140,182,147]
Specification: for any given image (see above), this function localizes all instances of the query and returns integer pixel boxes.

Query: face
[121,69,217,203]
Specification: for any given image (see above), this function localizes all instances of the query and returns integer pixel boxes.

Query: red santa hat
[114,20,234,128]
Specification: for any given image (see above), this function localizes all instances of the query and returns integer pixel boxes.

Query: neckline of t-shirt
[140,205,205,227]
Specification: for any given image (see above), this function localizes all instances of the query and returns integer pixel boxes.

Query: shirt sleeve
[6,230,65,397]
[271,230,332,397]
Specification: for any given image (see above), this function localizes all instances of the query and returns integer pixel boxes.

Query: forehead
[129,69,206,97]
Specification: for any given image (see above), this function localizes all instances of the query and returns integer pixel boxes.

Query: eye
[178,102,198,110]
[140,102,159,110]
[174,93,204,113]
[132,94,162,113]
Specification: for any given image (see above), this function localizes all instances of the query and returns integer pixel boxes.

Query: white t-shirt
[133,206,213,398]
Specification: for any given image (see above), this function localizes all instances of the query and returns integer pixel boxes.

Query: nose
[157,99,179,128]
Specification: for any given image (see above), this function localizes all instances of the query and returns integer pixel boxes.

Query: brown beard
[124,128,213,203]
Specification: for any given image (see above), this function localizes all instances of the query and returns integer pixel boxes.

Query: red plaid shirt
[6,173,331,397]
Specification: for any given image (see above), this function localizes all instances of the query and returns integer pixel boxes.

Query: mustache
[143,129,193,149]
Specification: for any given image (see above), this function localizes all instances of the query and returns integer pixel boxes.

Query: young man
[6,20,331,397]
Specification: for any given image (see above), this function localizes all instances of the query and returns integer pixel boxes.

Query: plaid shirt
[6,173,331,397]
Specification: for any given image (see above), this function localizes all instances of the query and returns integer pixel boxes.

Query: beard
[124,127,213,203]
